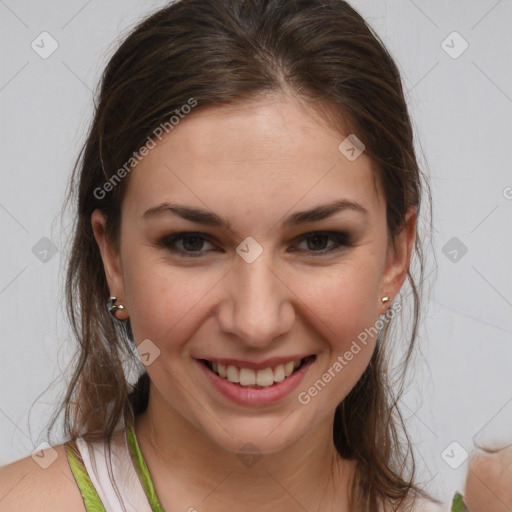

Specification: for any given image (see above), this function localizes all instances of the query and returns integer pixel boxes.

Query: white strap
[75,428,153,512]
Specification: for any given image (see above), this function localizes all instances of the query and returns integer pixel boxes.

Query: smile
[196,355,317,406]
[201,356,315,389]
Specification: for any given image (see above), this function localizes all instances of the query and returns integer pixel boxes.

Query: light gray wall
[1,0,511,506]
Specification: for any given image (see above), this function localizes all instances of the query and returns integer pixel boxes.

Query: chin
[201,418,304,456]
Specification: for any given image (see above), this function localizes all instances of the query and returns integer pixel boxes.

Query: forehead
[122,93,384,228]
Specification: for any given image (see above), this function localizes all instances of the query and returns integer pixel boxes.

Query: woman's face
[93,92,415,455]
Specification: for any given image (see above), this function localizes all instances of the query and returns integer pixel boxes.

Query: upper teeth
[211,359,303,388]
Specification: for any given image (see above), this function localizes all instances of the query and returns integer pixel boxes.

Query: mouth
[198,355,316,389]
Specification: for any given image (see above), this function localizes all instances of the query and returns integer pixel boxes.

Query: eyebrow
[143,199,368,228]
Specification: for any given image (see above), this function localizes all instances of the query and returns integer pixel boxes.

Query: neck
[133,387,355,511]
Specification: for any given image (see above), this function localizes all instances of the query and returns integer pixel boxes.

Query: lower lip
[196,356,316,406]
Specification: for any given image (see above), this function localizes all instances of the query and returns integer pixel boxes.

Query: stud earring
[107,296,125,317]
[381,296,390,303]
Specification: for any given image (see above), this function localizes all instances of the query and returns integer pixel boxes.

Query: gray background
[1,0,511,507]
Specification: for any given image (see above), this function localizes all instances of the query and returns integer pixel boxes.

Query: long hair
[47,1,437,510]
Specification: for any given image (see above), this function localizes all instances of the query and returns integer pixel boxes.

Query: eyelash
[158,231,353,258]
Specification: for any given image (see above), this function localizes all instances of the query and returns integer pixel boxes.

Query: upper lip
[196,354,315,371]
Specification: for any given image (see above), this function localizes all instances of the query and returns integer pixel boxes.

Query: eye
[159,232,217,257]
[291,231,353,256]
[158,230,353,258]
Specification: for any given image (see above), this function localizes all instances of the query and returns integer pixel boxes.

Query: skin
[92,90,417,511]
[463,446,512,512]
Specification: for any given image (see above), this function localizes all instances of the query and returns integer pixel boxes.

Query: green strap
[126,423,166,512]
[64,439,106,512]
[451,491,470,512]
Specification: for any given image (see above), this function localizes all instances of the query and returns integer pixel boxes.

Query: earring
[107,296,125,317]
[381,296,390,303]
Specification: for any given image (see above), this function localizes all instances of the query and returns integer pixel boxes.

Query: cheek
[295,260,382,340]
[123,253,222,347]
[292,261,382,390]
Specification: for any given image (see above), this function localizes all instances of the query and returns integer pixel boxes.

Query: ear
[91,209,129,320]
[380,206,417,314]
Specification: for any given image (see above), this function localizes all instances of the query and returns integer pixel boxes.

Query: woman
[0,0,465,510]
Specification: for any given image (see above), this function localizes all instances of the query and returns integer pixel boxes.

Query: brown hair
[47,0,438,510]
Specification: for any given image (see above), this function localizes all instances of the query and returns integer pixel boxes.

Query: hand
[463,445,512,512]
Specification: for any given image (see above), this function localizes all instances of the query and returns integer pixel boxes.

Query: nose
[217,248,295,349]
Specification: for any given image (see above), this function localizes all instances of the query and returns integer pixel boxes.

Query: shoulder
[0,443,86,512]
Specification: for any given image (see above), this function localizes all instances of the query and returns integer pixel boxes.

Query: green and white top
[64,424,468,512]
[64,423,164,511]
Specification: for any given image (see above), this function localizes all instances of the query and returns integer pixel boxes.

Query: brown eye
[306,233,330,251]
[180,235,205,251]
[160,232,216,257]
[292,231,352,255]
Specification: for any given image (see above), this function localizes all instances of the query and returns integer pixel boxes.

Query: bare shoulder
[0,443,85,512]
